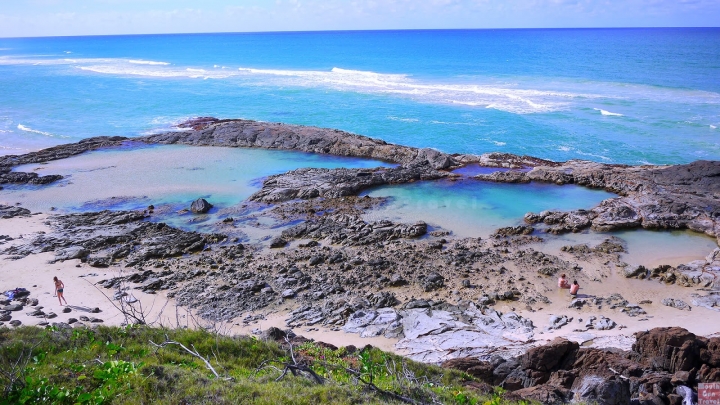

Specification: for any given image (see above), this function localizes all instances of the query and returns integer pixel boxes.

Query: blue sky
[1,0,719,37]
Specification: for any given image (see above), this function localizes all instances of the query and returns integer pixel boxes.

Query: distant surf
[128,59,170,66]
[17,124,67,138]
[594,108,624,117]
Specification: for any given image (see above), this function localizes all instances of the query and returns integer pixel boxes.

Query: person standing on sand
[54,276,67,306]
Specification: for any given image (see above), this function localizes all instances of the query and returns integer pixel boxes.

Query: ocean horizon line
[2,26,719,40]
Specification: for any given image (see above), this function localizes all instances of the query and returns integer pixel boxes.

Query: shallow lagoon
[362,179,616,237]
[2,144,393,214]
[3,144,717,262]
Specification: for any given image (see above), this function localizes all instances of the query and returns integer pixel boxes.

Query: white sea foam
[558,146,572,152]
[128,59,170,66]
[387,116,419,123]
[594,108,624,117]
[711,125,717,129]
[17,124,67,138]
[4,55,718,115]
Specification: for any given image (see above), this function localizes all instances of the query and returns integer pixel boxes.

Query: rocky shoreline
[1,117,719,404]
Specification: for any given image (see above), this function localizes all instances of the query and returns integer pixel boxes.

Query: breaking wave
[18,124,53,137]
[2,55,718,115]
[594,108,624,117]
[128,59,170,66]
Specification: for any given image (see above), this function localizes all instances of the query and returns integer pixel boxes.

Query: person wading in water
[54,276,68,306]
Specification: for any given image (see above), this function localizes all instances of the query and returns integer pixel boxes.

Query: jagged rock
[441,357,494,383]
[692,293,720,311]
[190,198,213,214]
[0,205,32,218]
[62,307,71,313]
[67,318,78,324]
[493,225,534,237]
[623,265,647,278]
[9,320,21,326]
[521,338,579,372]
[571,375,631,405]
[422,272,445,292]
[633,327,707,374]
[547,315,571,331]
[514,385,570,405]
[269,237,287,248]
[140,119,458,170]
[405,299,430,309]
[662,298,691,311]
[53,246,89,262]
[594,316,617,330]
[2,304,23,311]
[0,314,11,321]
[281,289,296,299]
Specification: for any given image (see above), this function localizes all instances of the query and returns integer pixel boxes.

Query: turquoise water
[2,144,392,215]
[363,179,616,237]
[1,29,719,164]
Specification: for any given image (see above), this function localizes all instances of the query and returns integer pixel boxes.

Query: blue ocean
[1,29,719,164]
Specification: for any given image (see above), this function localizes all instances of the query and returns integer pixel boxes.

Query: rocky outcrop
[2,210,220,267]
[0,205,31,219]
[623,248,720,288]
[439,327,718,405]
[138,119,457,169]
[279,214,427,247]
[190,198,213,214]
[395,303,536,363]
[249,161,451,203]
[477,159,720,245]
[0,136,127,187]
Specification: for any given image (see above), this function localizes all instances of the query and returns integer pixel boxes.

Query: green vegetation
[0,325,531,405]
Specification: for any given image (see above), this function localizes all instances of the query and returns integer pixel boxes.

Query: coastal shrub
[0,326,535,405]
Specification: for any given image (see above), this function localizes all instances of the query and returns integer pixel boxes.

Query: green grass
[0,325,532,405]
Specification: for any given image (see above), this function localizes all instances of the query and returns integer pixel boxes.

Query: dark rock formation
[441,327,718,405]
[280,214,427,246]
[140,119,457,169]
[190,198,213,214]
[2,210,221,267]
[0,136,127,186]
[0,205,31,219]
[476,159,720,244]
[249,162,451,203]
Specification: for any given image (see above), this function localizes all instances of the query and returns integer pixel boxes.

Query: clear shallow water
[534,229,718,267]
[362,179,616,237]
[1,29,719,164]
[1,144,392,215]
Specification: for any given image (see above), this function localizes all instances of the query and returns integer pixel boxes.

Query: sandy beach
[2,212,717,355]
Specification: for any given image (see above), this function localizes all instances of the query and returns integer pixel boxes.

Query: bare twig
[149,335,231,381]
